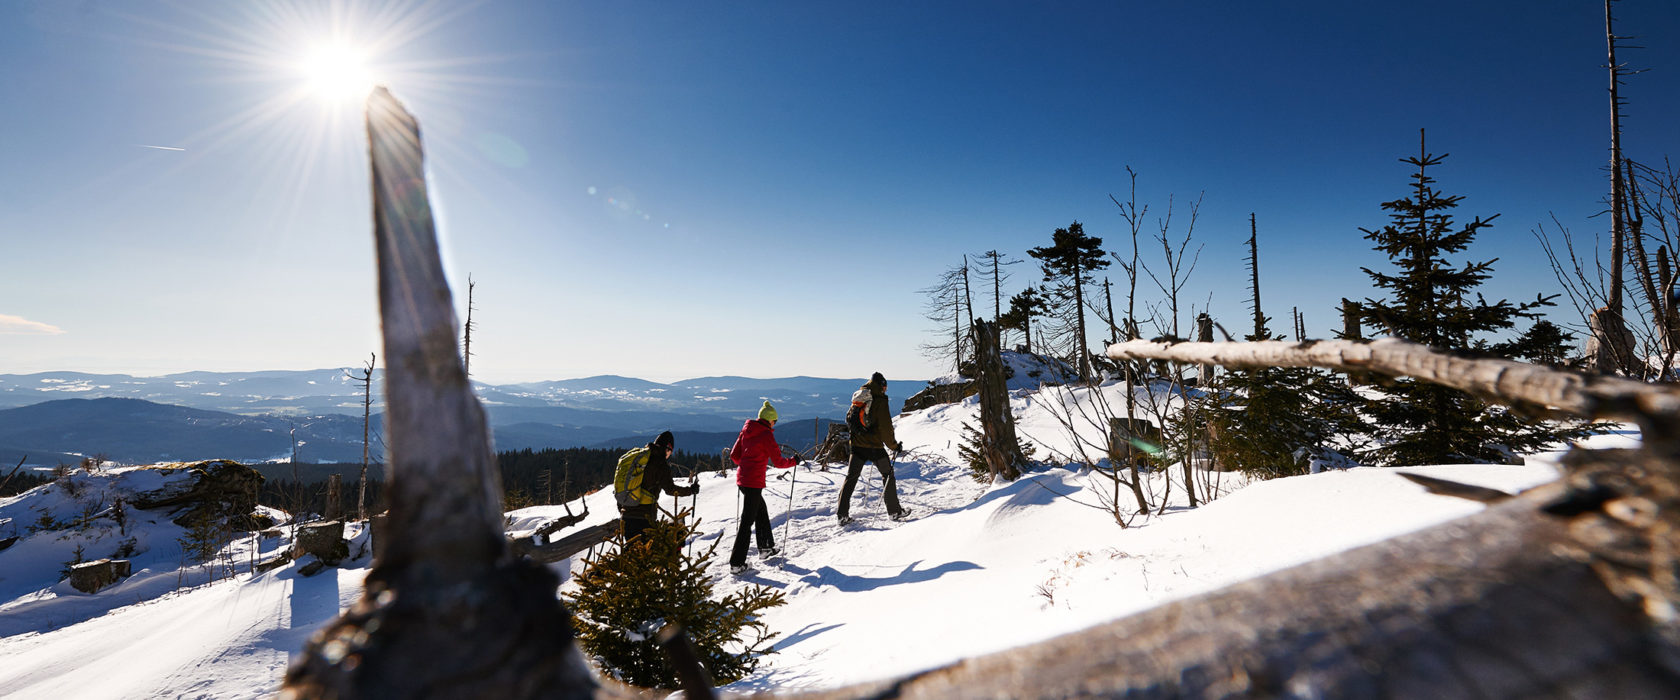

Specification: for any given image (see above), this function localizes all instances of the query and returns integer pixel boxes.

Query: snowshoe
[760,546,780,560]
[836,515,854,527]
[890,508,913,522]
[730,563,750,575]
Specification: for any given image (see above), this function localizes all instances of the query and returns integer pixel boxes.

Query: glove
[893,441,904,453]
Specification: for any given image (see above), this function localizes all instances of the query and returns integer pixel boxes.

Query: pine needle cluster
[566,510,786,688]
[1206,364,1365,478]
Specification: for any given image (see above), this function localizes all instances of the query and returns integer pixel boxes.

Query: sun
[300,42,375,102]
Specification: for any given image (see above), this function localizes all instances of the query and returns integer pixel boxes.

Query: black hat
[870,372,887,387]
[654,431,675,449]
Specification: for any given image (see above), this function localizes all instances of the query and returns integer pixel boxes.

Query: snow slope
[1,380,1610,698]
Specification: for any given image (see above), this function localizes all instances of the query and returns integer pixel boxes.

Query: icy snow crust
[0,378,1592,698]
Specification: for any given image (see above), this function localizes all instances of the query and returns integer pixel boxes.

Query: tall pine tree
[1028,222,1109,381]
[1359,131,1589,465]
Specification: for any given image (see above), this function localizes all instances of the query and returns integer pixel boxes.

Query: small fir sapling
[565,509,785,688]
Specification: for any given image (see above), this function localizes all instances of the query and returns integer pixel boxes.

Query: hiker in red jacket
[727,401,799,573]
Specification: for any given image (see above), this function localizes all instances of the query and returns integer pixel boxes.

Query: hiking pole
[784,454,798,546]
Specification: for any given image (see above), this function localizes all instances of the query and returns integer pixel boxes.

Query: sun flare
[300,42,375,102]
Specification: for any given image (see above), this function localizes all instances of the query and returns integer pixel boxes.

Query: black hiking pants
[838,446,902,520]
[620,508,654,544]
[730,486,774,567]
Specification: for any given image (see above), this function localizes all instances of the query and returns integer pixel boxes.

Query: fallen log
[512,521,620,564]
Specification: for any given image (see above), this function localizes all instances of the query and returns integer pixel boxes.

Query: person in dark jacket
[618,430,698,543]
[838,372,908,525]
[727,401,799,573]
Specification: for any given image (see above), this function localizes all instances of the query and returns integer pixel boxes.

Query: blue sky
[4,1,1680,384]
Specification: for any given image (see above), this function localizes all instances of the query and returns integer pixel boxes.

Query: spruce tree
[1206,219,1366,478]
[1028,222,1110,380]
[1358,131,1591,465]
[998,286,1049,353]
[566,510,785,688]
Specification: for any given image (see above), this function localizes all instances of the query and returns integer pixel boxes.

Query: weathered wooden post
[1340,298,1361,341]
[1195,313,1215,385]
[282,87,604,699]
[1589,305,1639,376]
[324,474,342,522]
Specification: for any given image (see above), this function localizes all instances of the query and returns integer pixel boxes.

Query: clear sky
[5,1,1680,384]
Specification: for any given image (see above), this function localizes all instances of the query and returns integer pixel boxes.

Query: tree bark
[283,87,609,700]
[972,320,1023,482]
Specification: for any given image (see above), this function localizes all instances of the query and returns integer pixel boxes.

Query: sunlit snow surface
[1,381,1625,698]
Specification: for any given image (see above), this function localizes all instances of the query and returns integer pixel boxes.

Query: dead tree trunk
[1591,305,1639,377]
[1598,0,1641,376]
[1195,312,1215,385]
[324,474,342,522]
[972,319,1023,482]
[1340,299,1361,341]
[283,88,609,700]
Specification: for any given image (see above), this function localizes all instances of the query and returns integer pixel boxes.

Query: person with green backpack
[614,430,698,543]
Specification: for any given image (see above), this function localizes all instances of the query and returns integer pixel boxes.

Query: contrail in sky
[138,144,185,151]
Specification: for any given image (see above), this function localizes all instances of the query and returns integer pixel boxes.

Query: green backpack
[614,446,655,509]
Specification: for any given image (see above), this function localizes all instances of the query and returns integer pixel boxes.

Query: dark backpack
[845,399,872,436]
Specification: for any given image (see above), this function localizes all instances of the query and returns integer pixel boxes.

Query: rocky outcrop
[295,520,349,564]
[129,460,267,529]
[901,381,976,413]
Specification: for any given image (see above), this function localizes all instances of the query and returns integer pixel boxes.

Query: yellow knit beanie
[758,401,778,423]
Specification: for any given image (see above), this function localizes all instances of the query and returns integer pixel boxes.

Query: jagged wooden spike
[281,87,611,700]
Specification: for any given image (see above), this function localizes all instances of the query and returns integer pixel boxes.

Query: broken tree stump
[68,559,131,594]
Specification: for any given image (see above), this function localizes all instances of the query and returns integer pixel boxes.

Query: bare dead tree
[1599,0,1638,374]
[974,249,1021,322]
[960,254,975,331]
[0,456,25,496]
[462,275,476,379]
[344,353,375,521]
[1246,213,1268,340]
[1110,167,1148,465]
[919,264,970,374]
[1139,192,1204,342]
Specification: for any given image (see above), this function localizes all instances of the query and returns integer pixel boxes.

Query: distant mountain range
[0,370,914,467]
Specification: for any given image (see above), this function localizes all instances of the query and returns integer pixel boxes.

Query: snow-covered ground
[0,379,1627,698]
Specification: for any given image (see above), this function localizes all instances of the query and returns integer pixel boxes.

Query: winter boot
[890,508,913,522]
